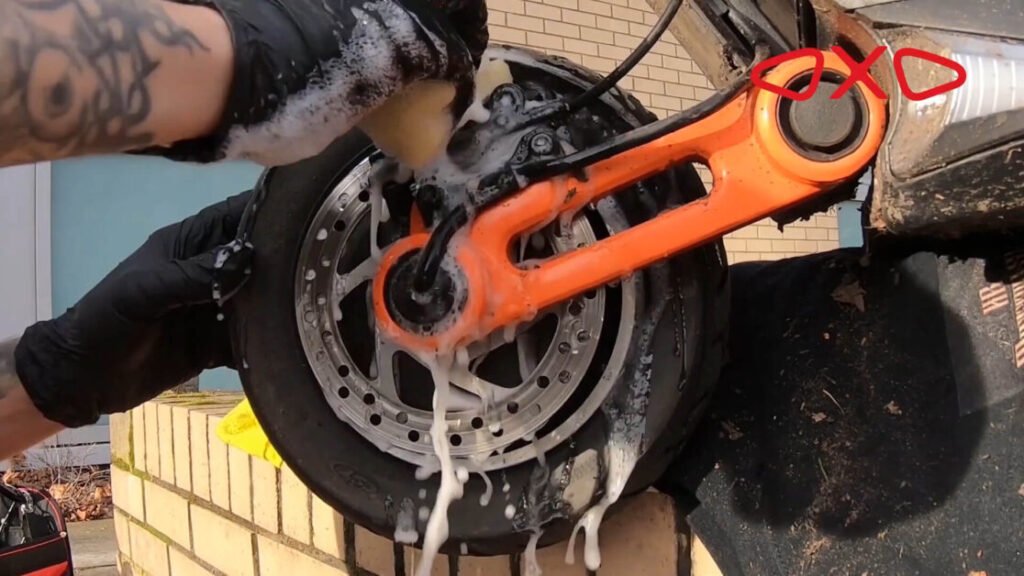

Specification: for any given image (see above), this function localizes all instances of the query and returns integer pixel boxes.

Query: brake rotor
[294,156,639,471]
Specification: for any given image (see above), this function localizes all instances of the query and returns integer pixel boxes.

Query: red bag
[0,483,72,576]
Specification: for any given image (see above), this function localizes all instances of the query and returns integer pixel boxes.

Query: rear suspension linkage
[376,47,887,354]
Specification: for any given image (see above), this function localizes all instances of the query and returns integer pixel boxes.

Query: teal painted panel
[52,155,263,391]
[837,200,865,248]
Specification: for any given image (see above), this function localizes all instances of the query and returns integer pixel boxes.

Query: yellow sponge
[216,398,283,468]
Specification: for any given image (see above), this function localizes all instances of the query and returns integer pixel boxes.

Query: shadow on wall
[659,246,1024,575]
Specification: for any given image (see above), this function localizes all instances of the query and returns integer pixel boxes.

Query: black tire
[229,45,729,555]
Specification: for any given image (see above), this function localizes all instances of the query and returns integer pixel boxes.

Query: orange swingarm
[374,50,887,354]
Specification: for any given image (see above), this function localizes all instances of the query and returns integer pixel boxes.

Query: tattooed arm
[0,0,487,167]
[0,0,233,166]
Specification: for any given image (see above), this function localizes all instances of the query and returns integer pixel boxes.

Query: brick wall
[111,394,720,576]
[485,0,841,261]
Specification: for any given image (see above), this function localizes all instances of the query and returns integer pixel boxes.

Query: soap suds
[355,50,623,576]
[395,498,419,544]
[224,0,460,167]
[415,353,467,576]
[368,160,398,260]
[565,351,654,571]
[524,529,544,576]
[563,441,639,570]
[478,471,493,506]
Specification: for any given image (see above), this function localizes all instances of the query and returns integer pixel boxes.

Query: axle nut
[778,73,868,161]
[384,251,465,333]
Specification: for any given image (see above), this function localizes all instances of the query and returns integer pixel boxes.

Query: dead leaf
[885,401,902,416]
[811,412,828,423]
[832,279,866,312]
[803,536,829,558]
[968,571,988,576]
[3,464,112,522]
[1017,483,1024,498]
[722,421,744,441]
[49,483,67,500]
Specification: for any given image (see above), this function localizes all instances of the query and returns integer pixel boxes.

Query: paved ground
[68,519,117,576]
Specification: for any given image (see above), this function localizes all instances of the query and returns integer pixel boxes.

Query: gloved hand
[140,0,488,166]
[14,192,253,428]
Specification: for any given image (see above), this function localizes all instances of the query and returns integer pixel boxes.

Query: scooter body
[660,0,1024,243]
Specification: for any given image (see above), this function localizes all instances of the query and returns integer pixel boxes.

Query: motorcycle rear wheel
[229,45,729,555]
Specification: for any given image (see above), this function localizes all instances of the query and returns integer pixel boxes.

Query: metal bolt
[558,342,571,354]
[530,133,554,155]
[558,370,571,383]
[576,330,590,342]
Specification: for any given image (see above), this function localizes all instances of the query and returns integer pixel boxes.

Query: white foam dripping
[456,57,512,131]
[418,506,431,522]
[518,233,530,263]
[532,438,547,468]
[565,440,643,570]
[478,471,493,506]
[415,459,440,481]
[394,501,419,544]
[460,543,469,555]
[504,504,516,520]
[316,228,329,241]
[563,351,653,571]
[524,530,544,576]
[414,352,469,576]
[458,99,492,129]
[369,171,386,261]
[503,323,518,345]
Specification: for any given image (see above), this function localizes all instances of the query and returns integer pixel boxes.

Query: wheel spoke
[334,257,378,303]
[462,313,545,362]
[450,360,520,407]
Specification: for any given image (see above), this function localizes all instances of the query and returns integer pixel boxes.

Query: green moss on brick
[127,418,135,470]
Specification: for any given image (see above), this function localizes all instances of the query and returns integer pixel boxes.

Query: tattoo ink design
[0,339,18,400]
[0,0,207,163]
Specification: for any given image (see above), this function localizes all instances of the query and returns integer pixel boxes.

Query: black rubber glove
[14,192,253,428]
[140,0,488,166]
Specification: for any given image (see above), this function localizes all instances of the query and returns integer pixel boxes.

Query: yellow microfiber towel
[216,398,283,468]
